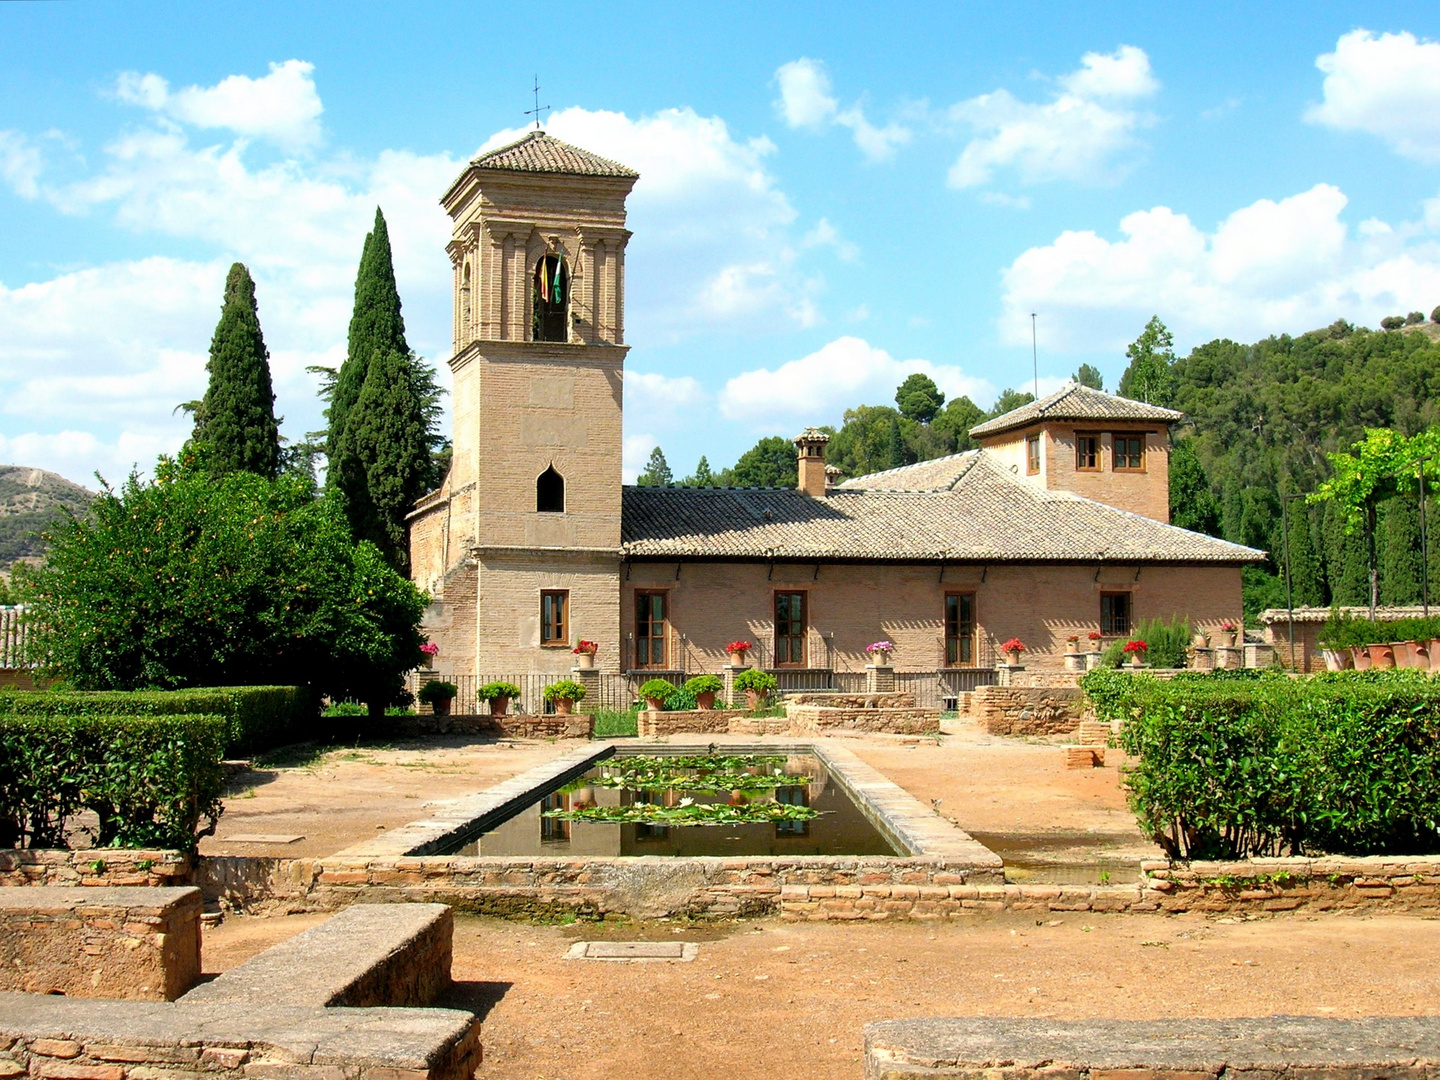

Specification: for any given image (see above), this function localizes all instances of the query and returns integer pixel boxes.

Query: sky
[3,2,1440,487]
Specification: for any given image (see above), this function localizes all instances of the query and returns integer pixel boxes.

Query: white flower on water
[678,797,695,807]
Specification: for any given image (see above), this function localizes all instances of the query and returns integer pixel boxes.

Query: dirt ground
[203,907,1440,1080]
[202,721,1162,875]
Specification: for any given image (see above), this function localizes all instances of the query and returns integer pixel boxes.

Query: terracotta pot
[1066,640,1080,654]
[1004,651,1022,666]
[433,696,452,718]
[1129,652,1145,668]
[1221,630,1237,648]
[1322,648,1351,672]
[644,695,666,711]
[1367,643,1396,669]
[745,689,766,710]
[731,649,748,666]
[1392,641,1418,668]
[1403,640,1428,669]
[575,651,595,670]
[554,697,574,716]
[1430,638,1440,670]
[695,691,717,711]
[490,696,510,717]
[1349,646,1372,671]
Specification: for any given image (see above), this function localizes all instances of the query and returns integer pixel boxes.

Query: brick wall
[786,705,940,735]
[980,424,1171,522]
[970,684,1089,735]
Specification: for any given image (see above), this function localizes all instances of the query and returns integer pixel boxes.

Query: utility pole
[1030,312,1038,399]
[525,76,550,129]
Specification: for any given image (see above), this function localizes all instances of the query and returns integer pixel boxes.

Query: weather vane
[524,76,550,130]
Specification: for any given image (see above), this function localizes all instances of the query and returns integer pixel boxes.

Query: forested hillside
[0,466,94,577]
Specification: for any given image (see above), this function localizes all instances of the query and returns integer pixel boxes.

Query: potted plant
[1000,637,1026,666]
[543,678,587,716]
[572,639,599,670]
[725,640,752,666]
[1087,631,1104,650]
[479,680,522,717]
[1219,620,1239,648]
[1123,639,1148,668]
[734,669,777,710]
[419,641,440,667]
[1065,634,1080,654]
[683,674,724,710]
[639,678,675,711]
[866,640,895,665]
[417,679,458,717]
[1367,640,1396,669]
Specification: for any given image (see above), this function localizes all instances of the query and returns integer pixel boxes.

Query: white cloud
[115,60,325,152]
[773,58,911,162]
[718,336,995,430]
[1306,30,1440,163]
[625,370,707,414]
[622,434,659,485]
[948,45,1158,190]
[0,131,42,198]
[999,183,1440,351]
[802,218,859,262]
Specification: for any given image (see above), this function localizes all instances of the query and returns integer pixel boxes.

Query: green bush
[478,681,521,701]
[0,713,225,851]
[417,680,457,705]
[1114,671,1440,859]
[1319,608,1440,650]
[639,678,676,703]
[663,685,697,710]
[733,669,777,694]
[592,708,639,737]
[0,685,314,757]
[543,679,587,704]
[683,674,723,696]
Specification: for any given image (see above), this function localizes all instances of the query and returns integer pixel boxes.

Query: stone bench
[0,886,201,1000]
[864,1016,1440,1080]
[182,902,452,1008]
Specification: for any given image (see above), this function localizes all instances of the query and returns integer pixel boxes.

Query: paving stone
[563,941,698,961]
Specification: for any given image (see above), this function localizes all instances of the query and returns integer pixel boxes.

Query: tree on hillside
[932,396,986,453]
[719,436,800,488]
[989,388,1035,416]
[1118,316,1177,406]
[680,456,714,487]
[826,406,907,479]
[895,373,945,423]
[191,263,281,478]
[1074,364,1103,390]
[330,348,432,573]
[1168,439,1221,536]
[636,446,673,487]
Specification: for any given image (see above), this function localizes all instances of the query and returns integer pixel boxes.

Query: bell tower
[409,131,638,678]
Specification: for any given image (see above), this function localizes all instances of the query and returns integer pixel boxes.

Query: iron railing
[438,672,636,715]
[1,606,29,669]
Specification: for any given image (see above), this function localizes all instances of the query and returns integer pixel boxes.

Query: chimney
[794,428,831,497]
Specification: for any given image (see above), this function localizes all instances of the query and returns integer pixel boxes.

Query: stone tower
[408,131,638,679]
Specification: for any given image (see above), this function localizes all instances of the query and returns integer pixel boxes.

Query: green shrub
[592,708,639,737]
[1132,617,1191,669]
[478,681,521,702]
[639,678,676,703]
[543,679,587,704]
[0,713,225,851]
[0,685,314,757]
[1116,671,1440,859]
[663,685,697,710]
[733,669,777,694]
[417,680,457,705]
[683,674,723,696]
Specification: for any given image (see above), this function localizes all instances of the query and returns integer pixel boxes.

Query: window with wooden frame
[1112,433,1145,471]
[1075,432,1100,471]
[774,591,807,667]
[539,791,571,842]
[944,592,977,667]
[1100,592,1131,636]
[1026,433,1041,475]
[635,591,668,668]
[540,590,569,647]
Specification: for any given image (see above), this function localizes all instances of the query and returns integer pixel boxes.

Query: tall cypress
[1282,496,1325,607]
[193,263,281,478]
[1323,499,1370,605]
[1380,495,1424,605]
[333,347,430,573]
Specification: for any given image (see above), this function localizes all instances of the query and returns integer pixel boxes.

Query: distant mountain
[0,466,95,571]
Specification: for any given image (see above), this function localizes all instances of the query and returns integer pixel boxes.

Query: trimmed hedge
[1082,668,1440,859]
[0,685,315,756]
[0,713,226,851]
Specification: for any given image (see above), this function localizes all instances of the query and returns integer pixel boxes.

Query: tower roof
[968,383,1182,439]
[470,130,639,178]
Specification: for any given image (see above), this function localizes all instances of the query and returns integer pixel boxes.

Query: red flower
[1123,640,1148,654]
[725,640,752,654]
[1087,631,1104,640]
[1001,637,1026,654]
[572,640,599,655]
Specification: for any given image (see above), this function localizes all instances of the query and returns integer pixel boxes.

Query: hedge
[1081,669,1440,859]
[0,685,315,756]
[0,713,226,851]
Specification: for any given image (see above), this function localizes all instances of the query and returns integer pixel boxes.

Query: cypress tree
[1169,439,1221,536]
[1380,495,1424,605]
[192,263,281,478]
[1323,499,1370,605]
[1282,496,1325,607]
[333,348,430,573]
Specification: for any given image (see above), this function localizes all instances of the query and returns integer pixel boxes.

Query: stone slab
[223,835,306,845]
[864,1016,1440,1079]
[564,941,698,961]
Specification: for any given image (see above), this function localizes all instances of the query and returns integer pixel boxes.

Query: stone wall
[635,706,938,737]
[786,705,939,736]
[969,684,1089,736]
[787,692,916,708]
[0,850,192,890]
[0,887,201,1000]
[370,712,594,740]
[637,709,742,736]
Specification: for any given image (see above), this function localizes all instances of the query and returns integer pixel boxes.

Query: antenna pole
[1030,312,1038,399]
[524,76,550,129]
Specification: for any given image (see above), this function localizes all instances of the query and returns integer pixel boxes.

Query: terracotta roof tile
[969,383,1182,438]
[471,131,638,178]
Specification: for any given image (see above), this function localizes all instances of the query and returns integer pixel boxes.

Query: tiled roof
[969,383,1183,438]
[470,131,638,178]
[834,451,981,492]
[621,452,1264,563]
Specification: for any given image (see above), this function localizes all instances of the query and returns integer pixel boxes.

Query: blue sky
[3,2,1440,487]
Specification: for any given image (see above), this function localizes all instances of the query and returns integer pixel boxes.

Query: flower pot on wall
[490,696,511,717]
[745,689,766,710]
[554,697,574,716]
[433,697,453,718]
[1129,653,1145,668]
[696,691,717,711]
[576,652,595,670]
[1367,643,1396,669]
[644,696,666,712]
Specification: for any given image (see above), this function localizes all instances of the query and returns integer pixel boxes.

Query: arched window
[537,465,565,513]
[532,254,569,342]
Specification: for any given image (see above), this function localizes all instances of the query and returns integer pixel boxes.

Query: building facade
[409,132,1265,690]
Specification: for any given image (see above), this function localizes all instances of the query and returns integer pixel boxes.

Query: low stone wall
[787,704,940,736]
[1140,855,1440,914]
[0,850,192,890]
[371,712,594,739]
[786,692,916,708]
[1005,670,1083,689]
[863,1016,1440,1080]
[0,887,201,1000]
[637,709,745,736]
[637,707,938,737]
[970,684,1088,736]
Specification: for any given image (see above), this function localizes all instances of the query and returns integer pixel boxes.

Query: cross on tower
[524,76,550,130]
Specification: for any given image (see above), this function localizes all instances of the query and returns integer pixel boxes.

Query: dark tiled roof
[470,131,638,178]
[969,383,1183,438]
[621,453,1264,563]
[834,451,981,492]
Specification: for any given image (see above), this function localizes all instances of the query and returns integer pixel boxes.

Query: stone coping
[337,738,997,868]
[0,885,199,914]
[863,1016,1440,1079]
[0,993,479,1073]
